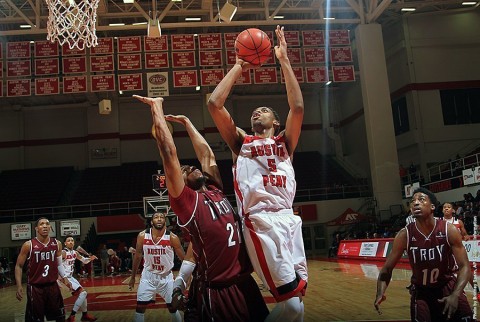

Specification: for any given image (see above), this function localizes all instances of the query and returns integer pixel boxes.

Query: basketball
[235,28,271,66]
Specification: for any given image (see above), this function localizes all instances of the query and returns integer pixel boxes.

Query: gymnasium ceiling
[0,0,478,108]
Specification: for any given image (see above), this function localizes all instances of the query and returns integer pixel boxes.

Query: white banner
[147,72,169,97]
[404,182,420,198]
[60,220,81,236]
[463,168,475,185]
[359,242,379,257]
[463,240,480,262]
[11,223,32,241]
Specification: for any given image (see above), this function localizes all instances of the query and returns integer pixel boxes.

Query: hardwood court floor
[1,258,477,321]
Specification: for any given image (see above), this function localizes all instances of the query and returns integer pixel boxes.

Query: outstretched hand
[274,25,288,61]
[165,114,188,125]
[133,95,164,106]
[438,294,459,320]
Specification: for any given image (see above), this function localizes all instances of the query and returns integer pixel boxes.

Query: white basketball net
[45,0,99,50]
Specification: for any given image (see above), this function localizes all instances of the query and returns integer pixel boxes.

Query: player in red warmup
[375,188,473,321]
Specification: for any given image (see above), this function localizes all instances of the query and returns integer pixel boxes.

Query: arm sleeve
[173,260,196,291]
[57,256,67,278]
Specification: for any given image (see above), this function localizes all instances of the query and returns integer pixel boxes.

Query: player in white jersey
[442,202,469,240]
[208,25,307,322]
[128,212,185,322]
[61,235,98,322]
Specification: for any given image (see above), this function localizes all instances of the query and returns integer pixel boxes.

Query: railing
[0,184,372,224]
[426,152,480,183]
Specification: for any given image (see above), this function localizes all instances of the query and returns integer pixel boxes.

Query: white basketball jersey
[234,135,296,215]
[142,229,174,275]
[444,217,462,231]
[63,248,76,278]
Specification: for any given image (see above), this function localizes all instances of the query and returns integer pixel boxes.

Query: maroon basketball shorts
[26,282,65,322]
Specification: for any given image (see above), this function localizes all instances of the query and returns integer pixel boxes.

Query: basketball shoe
[80,313,97,321]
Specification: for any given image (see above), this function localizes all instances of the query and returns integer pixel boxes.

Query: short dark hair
[35,217,49,227]
[412,187,438,207]
[64,234,74,242]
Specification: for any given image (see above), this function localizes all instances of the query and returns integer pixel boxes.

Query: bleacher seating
[71,161,159,205]
[0,167,74,210]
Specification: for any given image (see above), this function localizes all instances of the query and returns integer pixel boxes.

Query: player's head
[150,212,167,231]
[64,234,75,249]
[180,164,206,191]
[35,217,51,237]
[251,106,281,135]
[442,202,455,218]
[410,187,438,218]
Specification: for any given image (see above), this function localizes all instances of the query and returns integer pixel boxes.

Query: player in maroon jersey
[133,95,269,322]
[15,217,72,322]
[375,188,473,321]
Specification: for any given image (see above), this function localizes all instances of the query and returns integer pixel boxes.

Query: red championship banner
[91,38,114,55]
[173,70,198,88]
[0,80,2,97]
[305,66,328,83]
[144,36,168,51]
[118,73,143,91]
[117,36,142,53]
[328,30,350,45]
[34,41,59,57]
[63,76,87,93]
[35,77,60,95]
[7,42,31,59]
[330,46,353,63]
[145,52,169,69]
[171,34,196,51]
[303,47,326,63]
[63,56,87,74]
[200,69,224,86]
[286,48,302,64]
[61,44,86,56]
[91,74,115,92]
[235,69,252,85]
[262,49,276,66]
[35,58,59,75]
[90,55,114,72]
[284,31,300,47]
[172,51,196,68]
[224,32,238,49]
[199,50,223,66]
[198,33,222,50]
[253,67,278,84]
[281,66,304,83]
[7,60,31,77]
[7,79,31,97]
[265,31,275,43]
[118,53,142,70]
[302,30,325,47]
[332,65,355,82]
[225,50,236,65]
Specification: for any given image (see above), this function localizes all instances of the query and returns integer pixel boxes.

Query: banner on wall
[60,220,81,236]
[147,72,169,97]
[463,166,480,185]
[11,223,32,241]
[404,182,420,198]
[326,208,371,226]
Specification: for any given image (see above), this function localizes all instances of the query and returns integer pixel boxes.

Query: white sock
[73,291,88,313]
[81,298,87,313]
[171,310,182,322]
[134,312,145,322]
[265,297,302,322]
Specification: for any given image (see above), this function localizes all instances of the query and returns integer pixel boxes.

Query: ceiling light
[325,81,332,86]
[20,25,32,28]
[132,22,148,25]
[323,17,335,20]
[109,23,126,26]
[171,0,182,2]
[401,8,416,12]
[30,40,35,44]
[273,16,284,19]
[185,17,201,21]
[462,1,477,5]
[123,0,134,3]
[219,2,237,23]
[119,90,123,94]
[195,86,201,91]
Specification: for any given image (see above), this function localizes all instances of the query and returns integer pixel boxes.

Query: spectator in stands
[474,190,480,203]
[456,201,464,217]
[328,234,341,258]
[118,246,130,272]
[108,249,120,276]
[99,244,109,276]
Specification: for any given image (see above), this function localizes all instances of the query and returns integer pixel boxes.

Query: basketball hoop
[45,0,100,50]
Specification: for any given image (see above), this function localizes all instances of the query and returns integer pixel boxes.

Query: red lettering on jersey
[250,144,285,159]
[262,175,287,187]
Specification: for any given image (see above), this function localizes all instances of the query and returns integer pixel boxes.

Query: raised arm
[15,241,30,301]
[275,25,304,155]
[207,60,247,156]
[170,232,185,262]
[375,228,407,313]
[133,95,184,198]
[165,115,223,190]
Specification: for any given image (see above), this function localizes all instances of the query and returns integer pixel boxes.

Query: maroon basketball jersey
[170,185,252,283]
[28,237,59,285]
[406,219,456,288]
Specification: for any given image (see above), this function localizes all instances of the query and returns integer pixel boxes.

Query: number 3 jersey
[27,237,59,285]
[142,229,174,275]
[406,219,456,288]
[234,135,296,215]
